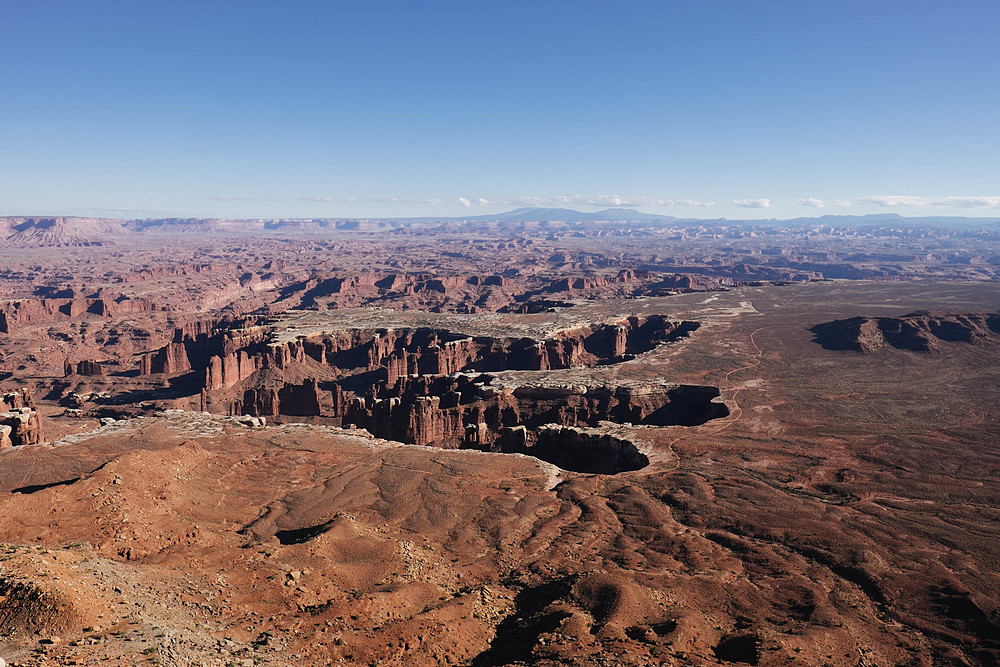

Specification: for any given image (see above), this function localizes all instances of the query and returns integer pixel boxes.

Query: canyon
[1,217,999,666]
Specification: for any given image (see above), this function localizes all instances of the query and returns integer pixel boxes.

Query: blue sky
[2,1,999,219]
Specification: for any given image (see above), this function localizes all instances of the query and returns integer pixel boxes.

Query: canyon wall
[342,375,727,448]
[134,314,722,448]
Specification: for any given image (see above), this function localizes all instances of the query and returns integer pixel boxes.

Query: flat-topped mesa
[811,311,1000,353]
[85,297,158,317]
[0,296,161,333]
[331,315,698,382]
[0,389,43,447]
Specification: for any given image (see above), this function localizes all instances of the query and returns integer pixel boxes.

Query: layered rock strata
[133,314,725,468]
[342,374,727,449]
[64,360,105,377]
[139,315,701,417]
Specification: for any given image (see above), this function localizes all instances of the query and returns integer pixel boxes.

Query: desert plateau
[0,214,998,666]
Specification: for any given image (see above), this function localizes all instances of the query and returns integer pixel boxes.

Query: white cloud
[939,196,1000,207]
[796,198,825,208]
[292,194,716,209]
[941,196,1000,207]
[859,195,1000,208]
[489,194,716,208]
[858,195,929,207]
[832,200,852,208]
[371,197,446,206]
[662,198,716,208]
[733,198,773,209]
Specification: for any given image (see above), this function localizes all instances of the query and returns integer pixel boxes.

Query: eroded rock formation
[136,316,269,382]
[235,379,323,417]
[344,374,727,449]
[64,360,105,377]
[0,390,43,446]
[139,315,701,416]
[128,313,723,468]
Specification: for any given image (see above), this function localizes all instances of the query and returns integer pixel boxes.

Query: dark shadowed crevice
[274,520,336,545]
[12,477,81,494]
[713,634,761,665]
[470,578,573,667]
[496,426,650,474]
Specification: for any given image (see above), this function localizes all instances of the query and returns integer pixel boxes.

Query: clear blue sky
[2,1,999,219]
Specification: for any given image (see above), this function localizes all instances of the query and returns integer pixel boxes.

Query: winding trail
[661,323,770,474]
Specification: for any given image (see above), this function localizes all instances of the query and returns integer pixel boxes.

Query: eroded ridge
[134,314,703,419]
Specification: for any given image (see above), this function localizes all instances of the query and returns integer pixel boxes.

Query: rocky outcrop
[237,387,279,417]
[235,379,323,417]
[86,297,157,317]
[137,316,268,378]
[64,360,105,377]
[811,312,1000,352]
[206,351,257,391]
[0,390,43,446]
[139,341,192,375]
[1,390,34,413]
